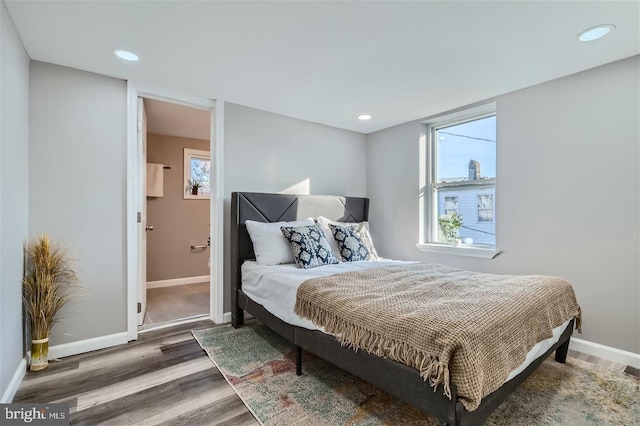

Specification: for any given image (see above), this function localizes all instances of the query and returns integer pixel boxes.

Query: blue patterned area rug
[192,323,639,426]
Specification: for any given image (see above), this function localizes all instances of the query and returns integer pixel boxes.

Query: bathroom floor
[142,282,209,326]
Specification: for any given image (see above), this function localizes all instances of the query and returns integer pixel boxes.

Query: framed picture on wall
[184,148,211,199]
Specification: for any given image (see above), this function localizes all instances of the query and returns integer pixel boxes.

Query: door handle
[146,225,154,231]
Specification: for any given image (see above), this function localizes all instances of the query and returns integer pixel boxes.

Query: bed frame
[231,191,574,426]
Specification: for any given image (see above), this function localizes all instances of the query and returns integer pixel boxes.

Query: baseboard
[0,357,27,403]
[146,275,210,289]
[47,332,129,360]
[569,337,640,369]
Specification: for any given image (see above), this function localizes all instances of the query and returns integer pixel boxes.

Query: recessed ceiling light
[578,24,615,42]
[358,114,372,121]
[113,49,140,62]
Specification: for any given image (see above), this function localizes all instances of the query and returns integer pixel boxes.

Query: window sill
[416,243,500,259]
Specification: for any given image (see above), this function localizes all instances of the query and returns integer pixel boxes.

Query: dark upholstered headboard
[230,192,370,320]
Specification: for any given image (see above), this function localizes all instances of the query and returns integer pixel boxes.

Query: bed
[231,191,578,426]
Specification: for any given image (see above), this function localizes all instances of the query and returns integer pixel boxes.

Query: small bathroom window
[183,148,211,199]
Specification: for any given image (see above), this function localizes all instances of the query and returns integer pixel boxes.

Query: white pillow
[316,216,373,260]
[245,218,314,265]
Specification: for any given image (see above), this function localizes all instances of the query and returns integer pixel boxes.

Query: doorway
[139,98,212,328]
[125,85,224,340]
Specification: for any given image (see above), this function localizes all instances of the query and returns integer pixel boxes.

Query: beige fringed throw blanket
[294,263,581,411]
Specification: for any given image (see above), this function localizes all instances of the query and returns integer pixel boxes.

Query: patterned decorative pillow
[316,216,373,260]
[329,222,378,262]
[280,224,339,269]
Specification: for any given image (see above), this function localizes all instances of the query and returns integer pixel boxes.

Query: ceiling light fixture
[358,114,372,121]
[113,49,140,62]
[578,24,615,42]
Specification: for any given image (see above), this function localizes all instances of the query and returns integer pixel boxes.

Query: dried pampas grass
[23,234,80,370]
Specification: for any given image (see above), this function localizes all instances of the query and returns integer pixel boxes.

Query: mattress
[241,260,570,382]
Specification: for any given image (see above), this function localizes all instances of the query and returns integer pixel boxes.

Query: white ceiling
[6,1,639,134]
[144,98,211,140]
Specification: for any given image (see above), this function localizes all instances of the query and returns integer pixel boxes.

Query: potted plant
[22,234,80,371]
[185,178,205,196]
[438,212,464,246]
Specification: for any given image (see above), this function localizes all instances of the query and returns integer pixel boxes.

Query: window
[426,109,496,247]
[477,194,494,223]
[444,196,458,214]
[183,148,211,199]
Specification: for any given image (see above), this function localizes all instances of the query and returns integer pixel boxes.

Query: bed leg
[555,337,570,363]
[231,306,244,328]
[296,346,302,376]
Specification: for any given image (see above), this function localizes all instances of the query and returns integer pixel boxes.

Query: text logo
[1,404,68,425]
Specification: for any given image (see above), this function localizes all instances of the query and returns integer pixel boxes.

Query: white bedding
[241,260,570,383]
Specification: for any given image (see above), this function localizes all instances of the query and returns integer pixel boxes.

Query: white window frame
[417,103,500,259]
[183,148,211,200]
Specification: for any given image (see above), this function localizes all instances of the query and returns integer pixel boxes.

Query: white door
[137,97,148,325]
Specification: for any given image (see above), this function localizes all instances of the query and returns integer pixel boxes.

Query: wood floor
[13,320,638,425]
[13,320,258,426]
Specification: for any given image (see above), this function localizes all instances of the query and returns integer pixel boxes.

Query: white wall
[223,102,367,310]
[0,0,30,402]
[29,62,128,346]
[367,56,640,354]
